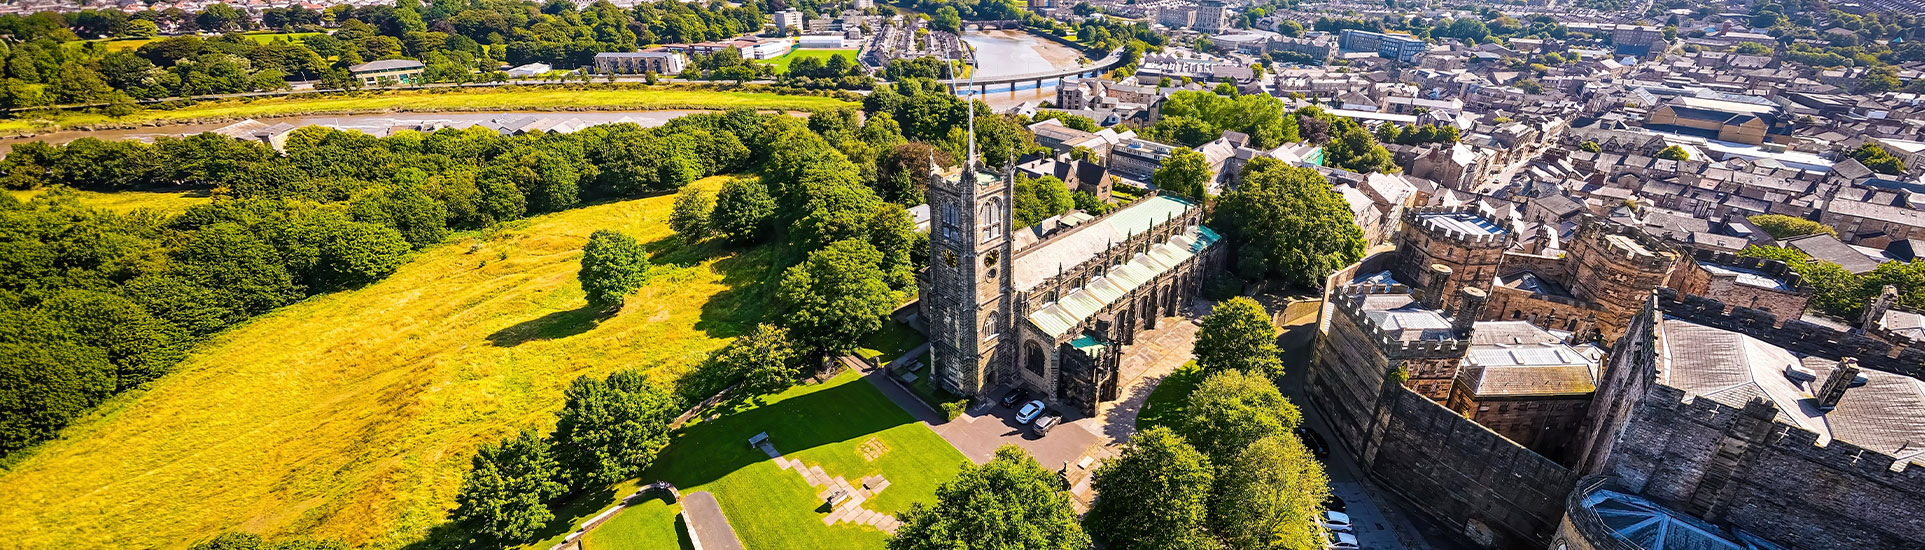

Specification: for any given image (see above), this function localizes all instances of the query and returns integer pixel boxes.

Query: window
[979,199,1004,241]
[984,311,999,340]
[1025,342,1047,376]
[940,203,960,242]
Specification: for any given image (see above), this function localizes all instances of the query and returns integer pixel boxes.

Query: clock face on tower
[943,251,959,268]
[983,251,999,266]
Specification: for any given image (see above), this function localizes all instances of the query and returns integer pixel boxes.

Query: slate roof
[1657,318,1925,466]
[1782,233,1886,274]
[1458,321,1598,397]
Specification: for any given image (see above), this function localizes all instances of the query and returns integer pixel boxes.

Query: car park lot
[929,393,1105,469]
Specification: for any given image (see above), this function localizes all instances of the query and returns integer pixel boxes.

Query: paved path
[1097,313,1204,445]
[681,491,744,550]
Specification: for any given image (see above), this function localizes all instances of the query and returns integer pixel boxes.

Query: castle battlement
[1654,288,1925,375]
[1574,216,1676,272]
[1645,383,1925,489]
[1332,285,1472,358]
[1401,205,1515,248]
[1690,249,1807,290]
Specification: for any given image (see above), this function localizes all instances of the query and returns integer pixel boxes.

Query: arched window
[979,199,1003,241]
[1025,342,1047,376]
[984,311,999,340]
[940,203,960,242]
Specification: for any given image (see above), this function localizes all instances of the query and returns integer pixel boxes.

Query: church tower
[924,106,1015,398]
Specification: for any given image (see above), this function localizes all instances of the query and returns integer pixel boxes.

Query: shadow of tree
[485,305,615,347]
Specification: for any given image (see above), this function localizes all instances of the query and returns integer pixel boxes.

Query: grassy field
[0,86,857,135]
[0,176,785,549]
[854,319,925,366]
[568,371,968,550]
[1135,361,1205,432]
[756,49,859,73]
[582,496,688,549]
[6,186,212,215]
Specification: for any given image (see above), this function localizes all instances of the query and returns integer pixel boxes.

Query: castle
[1308,206,1925,549]
[918,148,1224,416]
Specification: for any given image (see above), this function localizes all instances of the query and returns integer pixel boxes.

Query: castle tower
[1566,218,1678,336]
[923,106,1016,398]
[1393,205,1511,300]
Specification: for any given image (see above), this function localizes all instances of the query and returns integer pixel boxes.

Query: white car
[1323,510,1354,532]
[1016,400,1047,424]
[1325,531,1360,549]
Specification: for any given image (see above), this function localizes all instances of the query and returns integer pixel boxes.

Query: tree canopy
[890,446,1091,550]
[578,229,649,309]
[1211,158,1366,286]
[1152,148,1213,200]
[551,369,675,492]
[1194,297,1283,378]
[1747,214,1836,239]
[1182,369,1303,462]
[454,429,565,542]
[1085,426,1216,550]
[777,239,899,356]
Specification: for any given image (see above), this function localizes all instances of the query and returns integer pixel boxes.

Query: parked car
[1323,495,1347,513]
[1016,400,1047,424]
[1323,510,1354,532]
[1033,410,1063,435]
[1296,427,1330,460]
[1324,530,1360,549]
[1000,387,1030,408]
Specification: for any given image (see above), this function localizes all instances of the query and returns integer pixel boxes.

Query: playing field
[756,49,860,73]
[0,86,857,135]
[0,177,781,549]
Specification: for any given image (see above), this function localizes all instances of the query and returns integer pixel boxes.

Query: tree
[1514,77,1544,94]
[188,533,347,550]
[890,446,1090,550]
[1212,158,1366,286]
[1181,369,1302,462]
[1656,145,1690,161]
[552,369,675,491]
[1014,174,1074,228]
[1152,148,1212,200]
[670,185,715,241]
[1734,42,1773,55]
[777,239,898,355]
[1085,426,1216,550]
[1850,143,1907,175]
[1858,65,1901,94]
[578,230,649,309]
[1747,214,1836,239]
[930,6,962,33]
[1210,435,1330,550]
[713,323,801,398]
[1323,126,1395,174]
[314,221,410,290]
[1195,298,1283,378]
[454,430,565,542]
[709,178,776,244]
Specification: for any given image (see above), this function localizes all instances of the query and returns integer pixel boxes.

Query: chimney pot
[1816,358,1862,410]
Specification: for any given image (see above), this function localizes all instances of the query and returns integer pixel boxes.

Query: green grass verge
[6,186,212,215]
[576,371,969,550]
[755,49,859,73]
[0,86,857,136]
[855,319,924,366]
[1135,361,1205,433]
[0,176,783,549]
[581,495,689,550]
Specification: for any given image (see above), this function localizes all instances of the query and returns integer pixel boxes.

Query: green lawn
[582,496,690,550]
[1136,361,1205,432]
[756,49,859,73]
[855,319,925,366]
[241,31,323,44]
[577,371,968,550]
[0,86,857,136]
[0,177,784,549]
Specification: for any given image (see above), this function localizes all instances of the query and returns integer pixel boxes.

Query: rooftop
[1417,211,1507,236]
[1576,487,1789,550]
[1012,194,1199,291]
[1458,321,1599,397]
[1699,261,1795,292]
[1656,318,1925,466]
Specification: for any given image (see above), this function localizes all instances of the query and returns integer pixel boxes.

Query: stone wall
[1578,291,1925,550]
[1667,250,1809,326]
[1356,387,1579,549]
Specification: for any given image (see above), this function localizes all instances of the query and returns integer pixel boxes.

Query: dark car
[1323,495,1347,513]
[1000,387,1030,408]
[1295,427,1330,460]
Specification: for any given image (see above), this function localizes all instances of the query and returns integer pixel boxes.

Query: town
[0,0,1921,549]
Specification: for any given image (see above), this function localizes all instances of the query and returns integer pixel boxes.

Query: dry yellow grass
[0,177,775,549]
[6,187,212,215]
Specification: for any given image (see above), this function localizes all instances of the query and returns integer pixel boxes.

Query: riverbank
[0,85,858,138]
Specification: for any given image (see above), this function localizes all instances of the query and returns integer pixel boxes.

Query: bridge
[935,47,1128,97]
[961,20,1023,31]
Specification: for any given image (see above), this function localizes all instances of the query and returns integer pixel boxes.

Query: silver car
[1016,400,1047,424]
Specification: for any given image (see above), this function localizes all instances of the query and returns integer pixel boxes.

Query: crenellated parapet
[1400,204,1515,248]
[1571,215,1676,273]
[1330,285,1473,360]
[1689,249,1805,289]
[1654,288,1925,375]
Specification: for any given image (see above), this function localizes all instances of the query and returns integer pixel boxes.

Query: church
[917,154,1226,416]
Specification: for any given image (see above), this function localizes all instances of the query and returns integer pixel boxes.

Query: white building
[799,34,847,49]
[506,62,552,77]
[774,10,804,33]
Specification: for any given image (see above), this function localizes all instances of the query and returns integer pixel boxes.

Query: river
[958,30,1100,109]
[0,110,709,155]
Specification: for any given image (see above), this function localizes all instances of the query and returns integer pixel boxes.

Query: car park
[1000,387,1029,408]
[1016,400,1047,424]
[1032,410,1062,435]
[1323,510,1353,532]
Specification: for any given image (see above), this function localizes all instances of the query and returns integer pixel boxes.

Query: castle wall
[1309,307,1395,453]
[1482,286,1604,340]
[1496,251,1570,283]
[1359,387,1579,549]
[1578,291,1925,550]
[1667,251,1809,326]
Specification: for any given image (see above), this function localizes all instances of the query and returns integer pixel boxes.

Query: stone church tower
[924,120,1015,398]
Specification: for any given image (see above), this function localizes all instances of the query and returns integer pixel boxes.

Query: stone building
[1666,250,1810,324]
[1444,321,1602,464]
[1480,217,1678,346]
[919,152,1224,416]
[1564,290,1925,550]
[1390,205,1513,306]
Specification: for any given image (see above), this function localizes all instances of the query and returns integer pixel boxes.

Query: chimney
[1422,264,1454,310]
[1815,358,1862,410]
[1452,287,1488,335]
[1862,285,1898,331]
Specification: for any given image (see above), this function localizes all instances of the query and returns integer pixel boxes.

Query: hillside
[0,177,775,549]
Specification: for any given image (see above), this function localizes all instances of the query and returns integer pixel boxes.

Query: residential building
[348,59,425,86]
[593,51,686,75]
